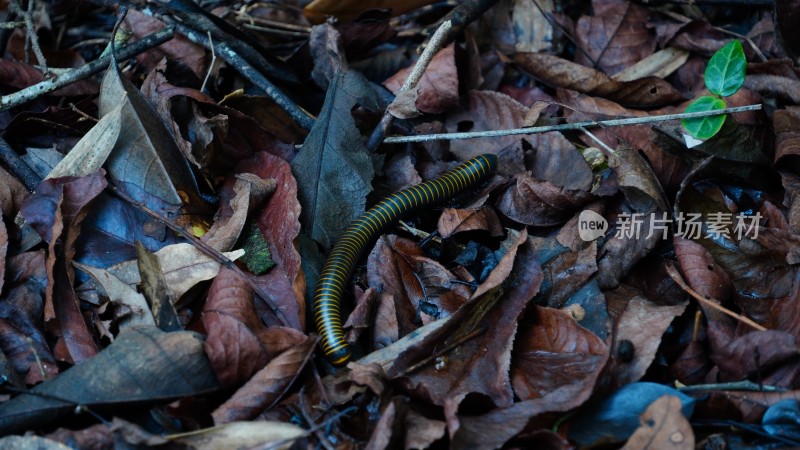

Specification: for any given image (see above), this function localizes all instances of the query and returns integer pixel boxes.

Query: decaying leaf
[0,327,219,434]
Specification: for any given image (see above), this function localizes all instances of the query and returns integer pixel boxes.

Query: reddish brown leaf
[538,242,598,308]
[673,236,734,304]
[669,340,713,386]
[575,0,657,75]
[497,173,594,227]
[712,330,800,381]
[774,107,800,166]
[124,10,207,79]
[621,395,694,450]
[20,172,107,363]
[211,336,316,424]
[240,152,305,329]
[203,268,270,387]
[384,44,458,114]
[437,206,503,238]
[445,90,529,162]
[704,389,800,423]
[511,306,608,400]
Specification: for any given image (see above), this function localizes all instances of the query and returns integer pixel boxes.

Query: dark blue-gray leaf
[291,68,379,251]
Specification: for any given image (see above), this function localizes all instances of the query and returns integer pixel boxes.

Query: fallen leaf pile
[0,0,799,448]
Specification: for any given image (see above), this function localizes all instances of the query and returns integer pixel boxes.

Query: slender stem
[665,262,767,331]
[366,20,452,151]
[172,22,315,131]
[0,26,176,111]
[381,104,763,143]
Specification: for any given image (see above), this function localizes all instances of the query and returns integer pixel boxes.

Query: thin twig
[107,184,292,328]
[0,21,25,29]
[579,126,616,157]
[665,262,767,331]
[200,31,216,94]
[11,0,48,75]
[380,104,763,143]
[367,20,453,151]
[170,22,315,131]
[677,380,783,392]
[0,26,176,112]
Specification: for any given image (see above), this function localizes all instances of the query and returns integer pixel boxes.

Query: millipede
[313,154,498,366]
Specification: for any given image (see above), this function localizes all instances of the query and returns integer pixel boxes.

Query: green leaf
[239,222,275,275]
[704,40,746,97]
[681,96,728,140]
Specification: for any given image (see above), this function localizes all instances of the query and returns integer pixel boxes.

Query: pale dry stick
[199,31,217,93]
[381,104,763,143]
[366,19,453,151]
[579,125,617,157]
[0,26,176,111]
[665,262,767,331]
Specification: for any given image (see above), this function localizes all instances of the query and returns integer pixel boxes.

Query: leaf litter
[0,1,798,449]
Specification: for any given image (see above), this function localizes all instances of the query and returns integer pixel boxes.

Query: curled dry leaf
[202,173,276,252]
[386,231,539,430]
[516,53,684,107]
[212,335,316,424]
[437,206,503,238]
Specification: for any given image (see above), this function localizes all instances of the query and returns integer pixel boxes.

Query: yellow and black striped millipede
[313,154,498,366]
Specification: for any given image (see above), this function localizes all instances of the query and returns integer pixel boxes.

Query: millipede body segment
[313,154,498,366]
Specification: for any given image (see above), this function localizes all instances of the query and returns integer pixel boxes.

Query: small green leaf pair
[681,40,747,140]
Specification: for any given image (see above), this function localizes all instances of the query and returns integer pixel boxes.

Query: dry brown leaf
[575,0,657,75]
[498,173,594,227]
[604,296,687,388]
[202,174,276,252]
[203,268,270,387]
[212,336,316,424]
[511,306,608,401]
[0,165,30,217]
[384,44,459,114]
[102,243,243,302]
[73,261,155,328]
[621,395,694,450]
[172,421,305,450]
